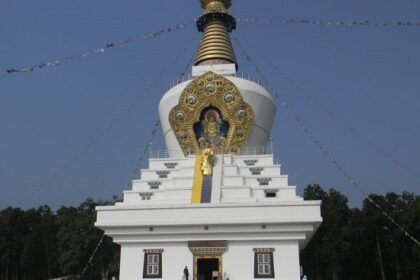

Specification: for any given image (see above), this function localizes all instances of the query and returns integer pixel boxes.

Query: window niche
[257,177,272,186]
[164,162,178,169]
[148,181,162,190]
[253,248,275,278]
[156,171,170,178]
[264,189,278,198]
[140,193,153,201]
[143,249,163,278]
[250,167,263,175]
[244,159,258,166]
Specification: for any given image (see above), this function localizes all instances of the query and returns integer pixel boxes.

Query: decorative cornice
[156,171,170,178]
[189,247,227,256]
[188,240,227,256]
[264,189,279,193]
[148,181,162,189]
[253,248,275,253]
[164,162,178,169]
[139,192,153,197]
[257,177,272,186]
[250,167,263,175]
[244,159,258,166]
[143,249,164,254]
[188,240,227,247]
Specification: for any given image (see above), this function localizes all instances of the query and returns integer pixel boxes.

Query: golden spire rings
[195,0,237,66]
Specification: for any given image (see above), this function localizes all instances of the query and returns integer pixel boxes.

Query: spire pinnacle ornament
[195,0,237,67]
[200,0,232,9]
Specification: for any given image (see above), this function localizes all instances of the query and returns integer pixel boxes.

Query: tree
[0,189,417,280]
[0,198,120,280]
[301,184,350,280]
[0,207,27,280]
[301,185,420,280]
[55,198,119,280]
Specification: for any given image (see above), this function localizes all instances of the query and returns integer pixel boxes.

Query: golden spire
[195,0,237,67]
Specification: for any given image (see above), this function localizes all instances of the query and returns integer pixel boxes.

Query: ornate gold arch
[169,71,254,155]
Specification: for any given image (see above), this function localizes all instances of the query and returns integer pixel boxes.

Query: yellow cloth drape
[191,154,204,203]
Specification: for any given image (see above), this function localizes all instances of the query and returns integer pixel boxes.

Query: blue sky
[0,0,419,209]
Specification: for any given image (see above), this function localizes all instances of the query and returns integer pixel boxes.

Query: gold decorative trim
[253,248,275,253]
[169,71,254,155]
[189,247,227,256]
[188,240,227,255]
[200,0,232,9]
[195,21,236,66]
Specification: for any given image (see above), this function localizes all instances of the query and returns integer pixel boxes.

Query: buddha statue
[197,109,227,148]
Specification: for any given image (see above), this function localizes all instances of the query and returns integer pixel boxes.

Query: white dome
[159,71,276,157]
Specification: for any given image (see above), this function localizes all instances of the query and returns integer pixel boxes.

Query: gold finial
[200,0,232,9]
[194,0,237,67]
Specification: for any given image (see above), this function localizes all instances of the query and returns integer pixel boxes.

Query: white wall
[224,240,300,280]
[119,242,193,280]
[119,244,143,280]
[120,240,301,280]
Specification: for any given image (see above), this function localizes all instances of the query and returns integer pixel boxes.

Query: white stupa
[95,1,322,279]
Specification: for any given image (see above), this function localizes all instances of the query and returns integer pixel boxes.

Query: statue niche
[193,107,229,149]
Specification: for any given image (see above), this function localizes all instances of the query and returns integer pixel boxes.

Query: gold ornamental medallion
[169,71,254,155]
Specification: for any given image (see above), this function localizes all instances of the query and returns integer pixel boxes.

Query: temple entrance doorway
[189,241,226,280]
[195,256,220,280]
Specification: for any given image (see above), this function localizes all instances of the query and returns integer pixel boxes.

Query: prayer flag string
[126,49,196,189]
[233,35,420,247]
[236,32,419,180]
[79,234,105,279]
[16,43,194,206]
[237,18,420,28]
[3,17,418,77]
[1,20,193,77]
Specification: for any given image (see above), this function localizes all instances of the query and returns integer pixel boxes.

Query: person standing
[183,266,189,280]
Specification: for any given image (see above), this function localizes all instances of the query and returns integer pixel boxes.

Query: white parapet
[96,151,322,280]
[96,201,321,245]
[117,152,305,205]
[192,63,237,77]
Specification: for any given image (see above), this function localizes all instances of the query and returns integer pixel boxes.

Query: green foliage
[0,199,119,280]
[301,184,420,280]
[0,189,418,280]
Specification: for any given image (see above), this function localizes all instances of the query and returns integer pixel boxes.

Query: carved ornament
[169,72,254,155]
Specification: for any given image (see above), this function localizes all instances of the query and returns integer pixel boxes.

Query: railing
[149,145,273,159]
[169,72,264,88]
[149,149,171,159]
